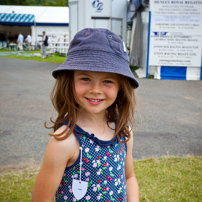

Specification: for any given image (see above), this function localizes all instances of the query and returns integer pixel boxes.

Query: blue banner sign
[0,13,34,23]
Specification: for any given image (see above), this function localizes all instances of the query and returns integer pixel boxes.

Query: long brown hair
[45,70,138,143]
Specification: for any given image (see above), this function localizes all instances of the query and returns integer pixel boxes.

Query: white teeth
[88,98,102,102]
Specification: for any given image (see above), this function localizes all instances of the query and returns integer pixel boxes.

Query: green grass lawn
[0,49,140,73]
[0,156,201,202]
[0,49,66,63]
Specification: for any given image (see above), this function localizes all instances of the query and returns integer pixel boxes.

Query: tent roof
[0,5,69,25]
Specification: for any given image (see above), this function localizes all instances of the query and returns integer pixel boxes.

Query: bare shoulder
[50,125,78,148]
[45,125,80,166]
[32,125,80,201]
[40,126,79,168]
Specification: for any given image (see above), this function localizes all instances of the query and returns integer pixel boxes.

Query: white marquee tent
[0,5,69,50]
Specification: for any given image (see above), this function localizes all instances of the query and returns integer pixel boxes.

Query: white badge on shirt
[72,179,88,200]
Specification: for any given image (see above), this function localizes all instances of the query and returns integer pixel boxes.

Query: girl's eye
[81,78,90,81]
[103,80,113,84]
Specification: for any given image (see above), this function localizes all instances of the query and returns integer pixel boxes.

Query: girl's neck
[76,110,107,127]
[76,109,115,141]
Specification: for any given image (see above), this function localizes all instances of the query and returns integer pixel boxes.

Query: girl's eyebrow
[104,75,118,79]
[75,72,90,77]
[75,72,118,80]
[103,74,119,80]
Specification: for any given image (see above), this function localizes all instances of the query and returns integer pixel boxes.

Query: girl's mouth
[85,98,104,105]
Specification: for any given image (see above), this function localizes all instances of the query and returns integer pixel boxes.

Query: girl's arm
[32,126,78,202]
[125,133,139,202]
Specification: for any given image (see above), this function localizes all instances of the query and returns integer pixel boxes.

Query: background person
[25,33,32,51]
[7,32,13,49]
[41,31,48,58]
[8,32,13,44]
[17,32,24,51]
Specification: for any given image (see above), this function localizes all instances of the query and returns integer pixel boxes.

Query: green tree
[8,0,28,5]
[50,1,57,6]
[21,0,29,5]
[57,0,65,6]
[36,0,44,4]
[65,0,68,6]
[0,0,7,4]
[2,0,68,6]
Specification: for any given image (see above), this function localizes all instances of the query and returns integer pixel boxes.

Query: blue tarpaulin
[161,66,187,80]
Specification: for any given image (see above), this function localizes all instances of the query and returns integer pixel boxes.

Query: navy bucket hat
[52,28,139,88]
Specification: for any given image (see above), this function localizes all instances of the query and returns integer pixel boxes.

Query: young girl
[32,28,139,202]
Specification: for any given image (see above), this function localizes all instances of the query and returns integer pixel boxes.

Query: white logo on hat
[123,42,127,53]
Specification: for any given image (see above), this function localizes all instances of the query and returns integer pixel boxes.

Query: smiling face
[74,70,120,118]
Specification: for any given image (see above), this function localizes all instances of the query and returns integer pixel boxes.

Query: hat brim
[52,50,139,88]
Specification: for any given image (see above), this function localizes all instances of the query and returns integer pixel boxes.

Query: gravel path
[0,57,202,167]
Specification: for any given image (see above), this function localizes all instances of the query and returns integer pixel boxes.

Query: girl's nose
[89,82,102,94]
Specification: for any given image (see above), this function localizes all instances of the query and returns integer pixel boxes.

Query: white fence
[48,34,69,54]
[0,41,7,49]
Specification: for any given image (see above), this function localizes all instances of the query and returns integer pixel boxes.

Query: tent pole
[34,15,36,50]
[146,11,151,79]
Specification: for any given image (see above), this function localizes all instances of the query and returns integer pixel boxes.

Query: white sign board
[149,0,202,67]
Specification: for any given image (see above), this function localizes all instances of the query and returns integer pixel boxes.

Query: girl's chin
[77,107,106,116]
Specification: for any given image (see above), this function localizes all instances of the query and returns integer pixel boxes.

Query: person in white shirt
[25,33,32,51]
[17,32,24,51]
[41,31,48,59]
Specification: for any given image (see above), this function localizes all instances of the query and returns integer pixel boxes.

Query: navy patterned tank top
[55,123,127,202]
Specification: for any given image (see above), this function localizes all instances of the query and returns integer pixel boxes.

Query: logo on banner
[92,0,103,12]
[153,32,168,36]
